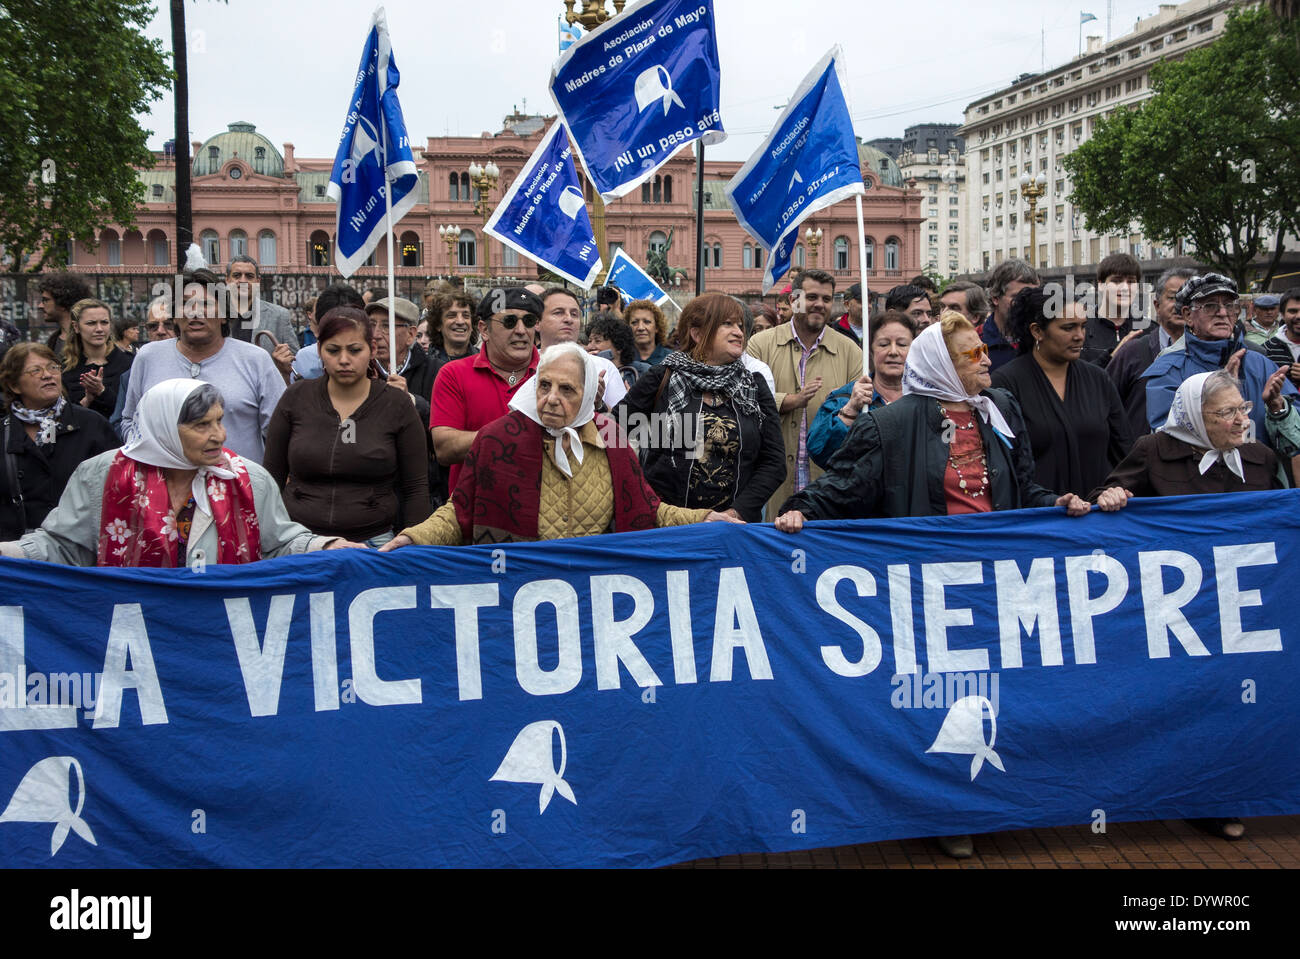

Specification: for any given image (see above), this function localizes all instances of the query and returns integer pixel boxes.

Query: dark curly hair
[37,272,92,312]
[1006,285,1054,356]
[586,315,636,368]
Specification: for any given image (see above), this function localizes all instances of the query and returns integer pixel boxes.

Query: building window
[151,184,164,200]
[794,244,805,269]
[103,230,121,266]
[885,238,899,271]
[457,230,476,267]
[653,176,662,203]
[648,231,668,254]
[864,239,874,270]
[400,231,421,267]
[743,244,753,270]
[642,181,651,203]
[258,230,277,266]
[834,236,849,271]
[200,229,219,266]
[229,230,248,259]
[208,146,219,175]
[449,172,460,201]
[309,231,330,267]
[663,175,672,203]
[314,184,326,198]
[253,147,266,175]
[711,243,722,268]
[503,245,519,269]
[150,232,168,266]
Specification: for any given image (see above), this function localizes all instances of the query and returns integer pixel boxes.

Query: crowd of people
[3,256,1297,851]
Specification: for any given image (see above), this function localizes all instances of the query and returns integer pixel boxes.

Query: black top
[61,348,134,420]
[1,403,120,538]
[1105,326,1164,439]
[1081,315,1134,368]
[1088,432,1283,500]
[615,365,785,523]
[992,354,1134,497]
[783,389,1060,520]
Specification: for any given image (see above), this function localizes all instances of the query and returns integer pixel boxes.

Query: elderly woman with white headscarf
[776,310,1090,531]
[0,378,361,565]
[1090,369,1286,843]
[383,343,740,548]
[1092,369,1287,504]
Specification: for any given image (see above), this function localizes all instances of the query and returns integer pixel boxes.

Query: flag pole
[855,193,869,377]
[695,140,706,296]
[384,145,396,375]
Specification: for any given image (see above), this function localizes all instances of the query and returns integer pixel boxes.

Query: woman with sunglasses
[776,310,1089,861]
[991,287,1133,497]
[777,310,1088,526]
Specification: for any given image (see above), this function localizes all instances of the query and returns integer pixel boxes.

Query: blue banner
[549,0,726,201]
[606,248,671,306]
[2,492,1299,868]
[326,7,419,277]
[484,122,602,290]
[726,46,865,292]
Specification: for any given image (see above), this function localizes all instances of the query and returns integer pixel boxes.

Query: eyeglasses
[1191,299,1240,315]
[21,364,60,378]
[493,314,539,330]
[1206,402,1253,420]
[954,343,989,364]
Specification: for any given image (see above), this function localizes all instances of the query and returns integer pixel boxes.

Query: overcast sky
[138,0,1168,161]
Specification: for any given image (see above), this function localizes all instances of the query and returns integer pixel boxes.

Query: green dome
[192,121,284,177]
[858,142,904,188]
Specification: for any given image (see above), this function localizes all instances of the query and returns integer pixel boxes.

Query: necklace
[489,357,529,386]
[940,404,989,497]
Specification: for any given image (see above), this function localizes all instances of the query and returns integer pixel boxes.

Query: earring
[1034,338,1042,351]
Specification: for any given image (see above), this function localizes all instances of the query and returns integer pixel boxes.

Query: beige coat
[746,324,862,516]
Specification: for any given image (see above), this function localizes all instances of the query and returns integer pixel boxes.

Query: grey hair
[178,382,224,426]
[1201,370,1241,407]
[537,341,590,379]
[226,253,259,276]
[1155,266,1197,303]
[987,258,1040,299]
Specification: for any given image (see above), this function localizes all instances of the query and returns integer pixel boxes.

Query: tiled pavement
[674,815,1300,868]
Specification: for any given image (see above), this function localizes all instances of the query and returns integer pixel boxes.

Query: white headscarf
[902,322,1014,439]
[1160,371,1245,481]
[121,378,240,514]
[508,343,599,477]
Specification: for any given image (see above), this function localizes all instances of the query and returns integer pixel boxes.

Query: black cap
[1175,273,1237,309]
[845,283,861,301]
[475,287,543,322]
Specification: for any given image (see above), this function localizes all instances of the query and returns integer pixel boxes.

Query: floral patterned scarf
[97,450,260,567]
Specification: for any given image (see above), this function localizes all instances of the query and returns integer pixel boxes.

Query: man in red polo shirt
[431,287,542,492]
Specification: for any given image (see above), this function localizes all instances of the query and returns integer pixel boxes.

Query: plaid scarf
[660,351,762,425]
[9,397,65,447]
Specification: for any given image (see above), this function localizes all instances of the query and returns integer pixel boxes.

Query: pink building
[71,114,922,299]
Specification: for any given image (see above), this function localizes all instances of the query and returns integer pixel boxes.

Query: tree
[0,1,170,272]
[1063,6,1300,288]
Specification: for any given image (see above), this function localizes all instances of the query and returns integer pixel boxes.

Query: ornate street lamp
[439,224,462,276]
[1019,172,1047,268]
[468,160,500,278]
[804,226,824,270]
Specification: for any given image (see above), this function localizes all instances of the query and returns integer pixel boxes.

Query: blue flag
[326,7,419,278]
[484,122,602,290]
[1080,11,1098,24]
[725,46,865,293]
[606,248,671,306]
[549,0,725,202]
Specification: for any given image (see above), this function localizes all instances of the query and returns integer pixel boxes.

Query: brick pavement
[674,815,1300,868]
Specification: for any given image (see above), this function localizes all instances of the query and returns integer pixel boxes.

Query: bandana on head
[902,323,1014,439]
[508,345,598,478]
[9,396,66,446]
[100,378,260,567]
[1160,371,1245,481]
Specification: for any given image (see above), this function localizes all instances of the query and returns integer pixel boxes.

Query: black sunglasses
[494,314,539,330]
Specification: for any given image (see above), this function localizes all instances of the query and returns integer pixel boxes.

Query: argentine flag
[327,7,419,277]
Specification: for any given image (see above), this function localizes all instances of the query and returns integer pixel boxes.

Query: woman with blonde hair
[626,298,671,366]
[61,298,132,419]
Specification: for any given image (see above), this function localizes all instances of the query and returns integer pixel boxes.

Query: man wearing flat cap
[1246,293,1281,346]
[430,286,542,493]
[365,296,436,406]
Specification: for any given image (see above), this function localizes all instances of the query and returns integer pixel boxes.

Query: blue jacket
[807,381,887,470]
[1143,329,1298,450]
